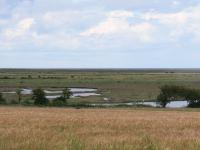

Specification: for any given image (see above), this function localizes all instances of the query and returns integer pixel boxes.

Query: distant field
[0,107,200,150]
[1,69,200,102]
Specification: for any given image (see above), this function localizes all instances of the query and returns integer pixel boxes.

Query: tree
[157,85,200,108]
[157,93,169,108]
[62,88,72,103]
[32,88,48,105]
[185,89,200,107]
[0,93,6,104]
[157,85,186,108]
[16,89,22,104]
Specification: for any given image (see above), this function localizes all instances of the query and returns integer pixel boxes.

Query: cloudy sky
[0,0,200,68]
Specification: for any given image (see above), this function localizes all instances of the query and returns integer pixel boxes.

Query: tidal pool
[2,88,100,99]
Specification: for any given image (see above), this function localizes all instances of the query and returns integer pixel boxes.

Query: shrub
[21,99,34,106]
[9,100,18,105]
[32,88,48,106]
[0,93,6,104]
[63,88,72,103]
[16,89,22,104]
[186,89,200,107]
[51,97,67,107]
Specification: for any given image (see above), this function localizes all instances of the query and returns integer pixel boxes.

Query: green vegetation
[51,96,68,107]
[62,87,72,102]
[0,93,6,104]
[1,69,200,104]
[157,85,200,108]
[16,89,22,104]
[32,88,49,105]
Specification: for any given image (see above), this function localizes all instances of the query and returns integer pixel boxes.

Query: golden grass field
[0,107,200,150]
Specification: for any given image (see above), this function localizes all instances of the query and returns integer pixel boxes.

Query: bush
[9,100,18,105]
[51,96,67,107]
[0,93,6,104]
[186,89,200,107]
[32,88,49,106]
[21,99,34,106]
[16,89,22,104]
[63,88,72,100]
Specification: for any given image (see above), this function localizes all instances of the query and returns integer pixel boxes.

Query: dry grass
[0,107,200,150]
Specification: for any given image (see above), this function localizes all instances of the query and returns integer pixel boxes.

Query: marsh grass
[1,70,200,102]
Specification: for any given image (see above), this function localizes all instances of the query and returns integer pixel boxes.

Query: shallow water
[130,101,188,108]
[46,92,101,100]
[43,88,97,94]
[92,100,188,108]
[5,88,101,99]
[69,88,97,93]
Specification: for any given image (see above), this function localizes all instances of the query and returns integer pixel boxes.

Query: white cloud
[81,10,154,43]
[108,10,134,18]
[140,5,200,41]
[3,18,35,39]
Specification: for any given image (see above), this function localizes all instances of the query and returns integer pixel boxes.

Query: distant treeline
[0,75,76,79]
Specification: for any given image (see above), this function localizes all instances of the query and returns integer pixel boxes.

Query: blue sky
[0,0,200,68]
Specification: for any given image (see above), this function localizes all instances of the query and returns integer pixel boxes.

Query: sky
[0,0,200,68]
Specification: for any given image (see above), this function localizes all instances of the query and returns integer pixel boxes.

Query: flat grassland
[0,107,200,150]
[1,69,200,102]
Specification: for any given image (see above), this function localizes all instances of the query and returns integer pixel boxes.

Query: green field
[1,69,200,103]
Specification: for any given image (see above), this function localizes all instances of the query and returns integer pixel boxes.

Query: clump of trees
[52,88,72,106]
[32,88,49,105]
[157,85,200,108]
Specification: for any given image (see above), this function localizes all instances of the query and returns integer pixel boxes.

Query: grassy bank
[0,107,200,150]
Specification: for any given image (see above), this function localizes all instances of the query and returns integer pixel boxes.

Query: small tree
[62,88,72,103]
[16,89,22,104]
[185,89,200,107]
[0,93,6,104]
[157,93,169,108]
[157,85,185,108]
[32,88,48,105]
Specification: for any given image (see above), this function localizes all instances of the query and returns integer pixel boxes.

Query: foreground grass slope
[0,107,200,150]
